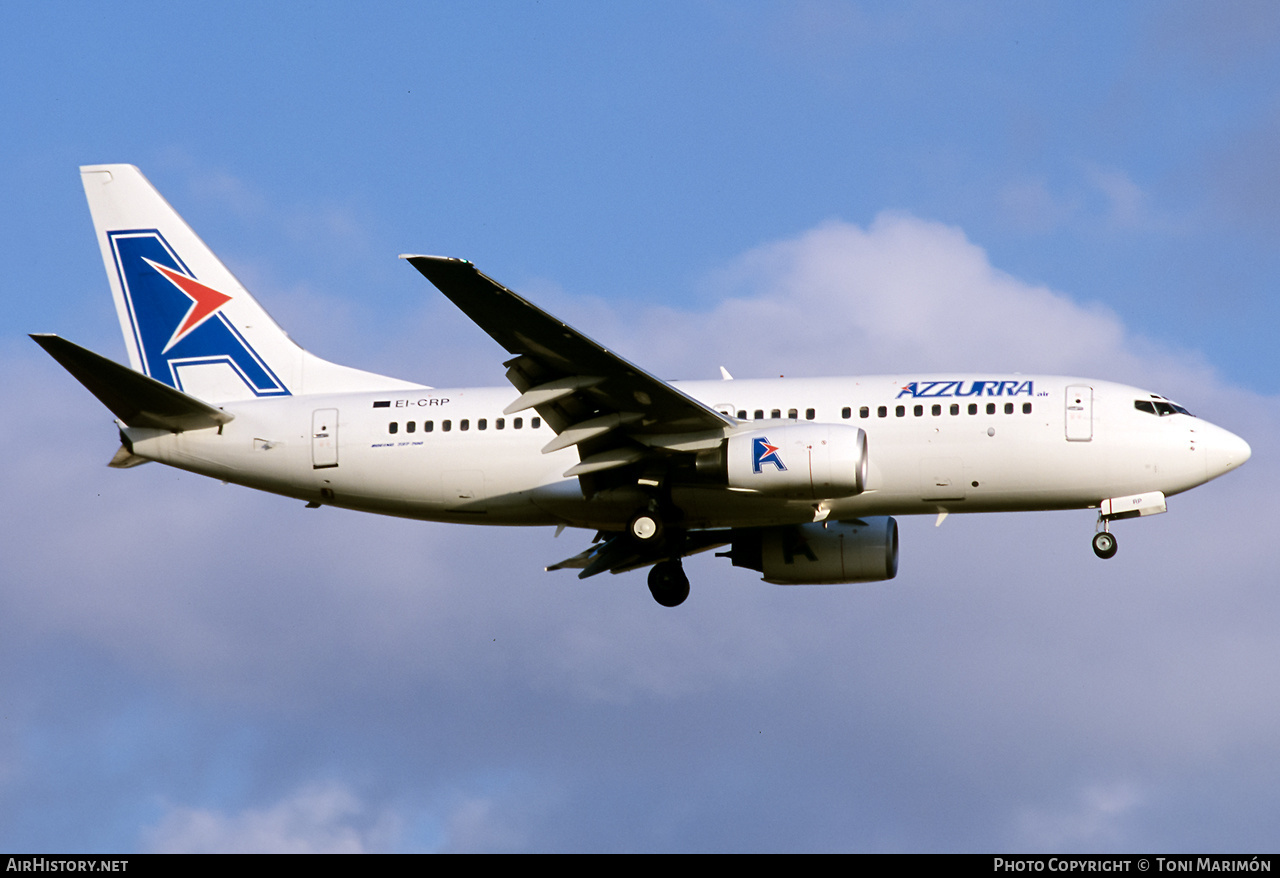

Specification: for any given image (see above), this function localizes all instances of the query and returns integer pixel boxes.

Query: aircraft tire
[1092,531,1118,559]
[648,560,690,607]
[629,512,662,543]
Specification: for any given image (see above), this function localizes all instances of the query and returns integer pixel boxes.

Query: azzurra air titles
[897,380,1045,399]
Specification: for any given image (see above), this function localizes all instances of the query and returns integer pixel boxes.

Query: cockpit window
[1135,398,1194,417]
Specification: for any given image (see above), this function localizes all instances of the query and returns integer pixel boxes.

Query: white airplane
[34,164,1251,606]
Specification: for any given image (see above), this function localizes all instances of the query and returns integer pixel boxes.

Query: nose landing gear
[1092,517,1118,559]
[1092,530,1118,559]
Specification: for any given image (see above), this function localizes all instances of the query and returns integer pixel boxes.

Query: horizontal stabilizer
[31,334,234,432]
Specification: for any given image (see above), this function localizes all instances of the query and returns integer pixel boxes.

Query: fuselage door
[312,408,339,468]
[1065,385,1093,442]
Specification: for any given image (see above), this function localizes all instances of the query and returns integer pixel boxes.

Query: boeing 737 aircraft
[34,165,1251,606]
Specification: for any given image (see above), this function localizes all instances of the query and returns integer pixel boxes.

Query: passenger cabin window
[425,421,434,432]
[478,419,487,430]
[754,409,764,420]
[878,406,887,418]
[950,404,959,415]
[532,417,541,429]
[1004,403,1014,414]
[860,406,870,419]
[737,410,747,420]
[895,406,905,417]
[913,405,923,417]
[968,404,978,415]
[496,418,504,429]
[787,408,797,419]
[771,409,781,419]
[805,408,815,420]
[931,404,941,416]
[443,420,452,431]
[1022,403,1032,414]
[513,417,523,429]
[986,403,996,415]
[406,421,416,433]
[388,422,398,434]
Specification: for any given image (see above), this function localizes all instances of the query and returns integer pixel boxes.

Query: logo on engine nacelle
[752,437,787,473]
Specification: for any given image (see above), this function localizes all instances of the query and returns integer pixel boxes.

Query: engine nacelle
[726,518,898,584]
[724,424,868,499]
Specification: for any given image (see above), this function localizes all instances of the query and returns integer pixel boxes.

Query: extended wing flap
[31,334,234,432]
[547,530,733,578]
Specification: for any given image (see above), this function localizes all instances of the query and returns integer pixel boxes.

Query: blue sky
[2,1,1278,852]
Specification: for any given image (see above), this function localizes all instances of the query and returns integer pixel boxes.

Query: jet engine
[704,424,868,500]
[724,518,898,584]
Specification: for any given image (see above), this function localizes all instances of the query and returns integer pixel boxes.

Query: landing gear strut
[1092,520,1118,559]
[648,559,690,607]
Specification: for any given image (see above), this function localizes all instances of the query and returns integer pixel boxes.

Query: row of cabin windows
[736,408,818,421]
[738,403,1035,421]
[854,402,1033,418]
[388,416,542,435]
[392,405,1034,434]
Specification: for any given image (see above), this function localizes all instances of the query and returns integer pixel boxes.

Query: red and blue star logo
[144,258,234,354]
[752,436,787,473]
[107,228,289,397]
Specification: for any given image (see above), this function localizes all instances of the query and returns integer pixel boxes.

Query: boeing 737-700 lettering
[33,165,1252,606]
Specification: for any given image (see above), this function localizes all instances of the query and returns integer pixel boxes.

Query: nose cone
[1202,424,1251,481]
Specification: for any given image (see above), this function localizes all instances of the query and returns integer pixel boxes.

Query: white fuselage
[121,373,1250,532]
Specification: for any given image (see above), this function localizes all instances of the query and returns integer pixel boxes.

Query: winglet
[398,254,472,265]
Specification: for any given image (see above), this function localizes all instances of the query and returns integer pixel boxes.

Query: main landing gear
[630,497,688,606]
[648,559,690,607]
[1092,519,1118,559]
[629,511,663,543]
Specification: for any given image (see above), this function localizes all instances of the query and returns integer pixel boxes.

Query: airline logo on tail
[108,229,289,397]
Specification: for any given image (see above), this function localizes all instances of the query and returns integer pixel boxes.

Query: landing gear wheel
[629,512,663,543]
[647,560,690,607]
[1092,530,1118,559]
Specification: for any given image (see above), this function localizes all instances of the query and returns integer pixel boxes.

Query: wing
[402,256,735,498]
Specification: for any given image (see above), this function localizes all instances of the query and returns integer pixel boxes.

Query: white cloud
[143,782,400,853]
[996,166,1173,238]
[1014,781,1144,851]
[617,212,1194,387]
[8,210,1275,852]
